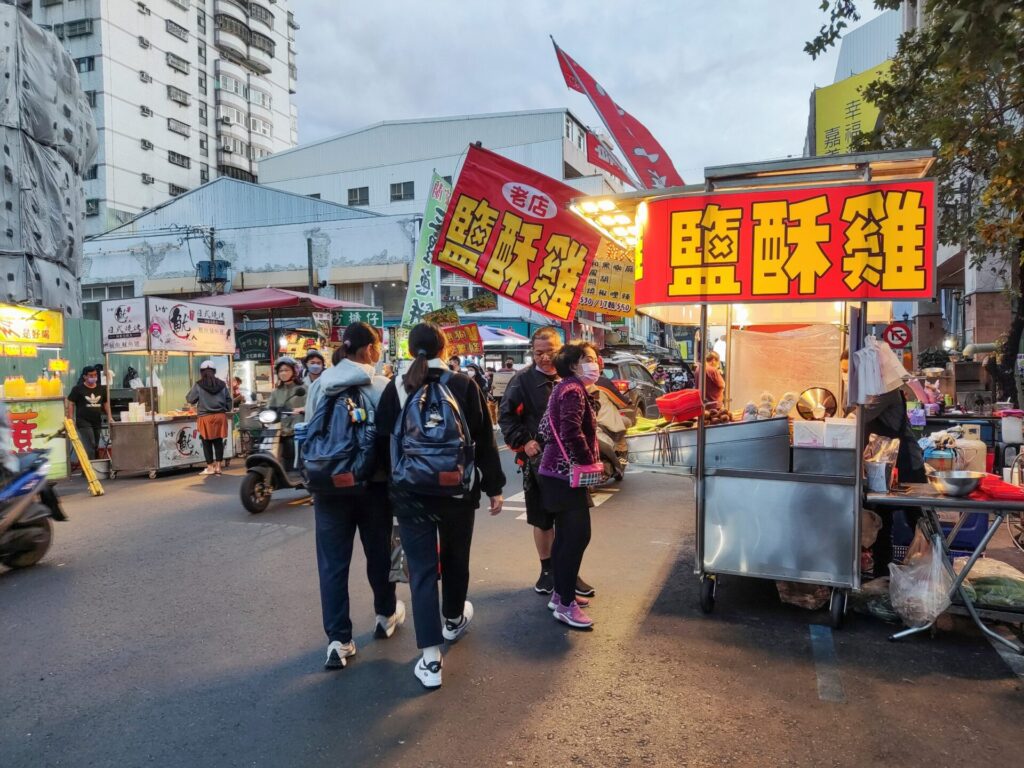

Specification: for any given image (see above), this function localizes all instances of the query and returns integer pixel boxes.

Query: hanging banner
[578,241,635,318]
[101,297,148,353]
[585,132,635,187]
[636,179,937,305]
[147,298,235,353]
[553,40,684,189]
[0,303,65,346]
[431,145,604,322]
[443,323,484,357]
[7,399,68,480]
[424,306,460,326]
[403,173,453,325]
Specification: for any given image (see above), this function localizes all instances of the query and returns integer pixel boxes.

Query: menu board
[147,298,235,354]
[101,298,148,352]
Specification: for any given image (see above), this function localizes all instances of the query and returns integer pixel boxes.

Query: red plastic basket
[656,389,703,423]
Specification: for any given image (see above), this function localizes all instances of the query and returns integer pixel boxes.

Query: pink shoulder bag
[548,406,605,488]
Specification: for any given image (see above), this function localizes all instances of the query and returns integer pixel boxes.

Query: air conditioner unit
[139,71,152,83]
[141,139,154,150]
[222,147,233,154]
[141,174,154,185]
[220,116,232,125]
[138,36,150,48]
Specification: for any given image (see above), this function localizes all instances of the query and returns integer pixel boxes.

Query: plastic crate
[891,508,989,552]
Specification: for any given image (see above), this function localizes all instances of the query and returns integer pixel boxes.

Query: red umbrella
[191,287,368,311]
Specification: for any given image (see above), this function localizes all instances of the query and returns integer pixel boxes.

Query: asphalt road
[2,447,1022,768]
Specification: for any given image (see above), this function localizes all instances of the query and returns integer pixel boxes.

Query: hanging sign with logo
[147,298,235,354]
[442,323,484,357]
[235,330,271,361]
[402,172,452,325]
[0,303,65,346]
[101,297,148,352]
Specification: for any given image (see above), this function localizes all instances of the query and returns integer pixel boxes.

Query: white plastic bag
[888,526,953,627]
[876,337,910,393]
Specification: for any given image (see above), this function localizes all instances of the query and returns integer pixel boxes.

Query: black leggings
[201,438,224,464]
[280,435,295,471]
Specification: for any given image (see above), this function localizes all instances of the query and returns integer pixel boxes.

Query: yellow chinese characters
[482,212,541,296]
[750,196,831,296]
[529,234,589,320]
[668,204,742,297]
[436,194,499,276]
[841,189,926,292]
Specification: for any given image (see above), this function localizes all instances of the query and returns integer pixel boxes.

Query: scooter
[239,407,306,513]
[0,449,67,569]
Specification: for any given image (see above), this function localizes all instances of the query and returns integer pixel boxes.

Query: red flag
[585,131,635,187]
[553,40,685,190]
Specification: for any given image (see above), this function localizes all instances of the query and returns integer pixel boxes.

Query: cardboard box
[792,420,825,447]
[824,417,857,449]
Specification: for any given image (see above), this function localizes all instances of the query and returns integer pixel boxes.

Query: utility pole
[306,236,314,295]
[208,226,217,295]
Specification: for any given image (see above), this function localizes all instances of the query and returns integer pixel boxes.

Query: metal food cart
[572,149,940,627]
[100,297,236,478]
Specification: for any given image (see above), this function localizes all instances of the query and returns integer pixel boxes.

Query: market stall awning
[191,287,368,311]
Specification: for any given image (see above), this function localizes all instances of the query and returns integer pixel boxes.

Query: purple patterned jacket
[537,376,599,480]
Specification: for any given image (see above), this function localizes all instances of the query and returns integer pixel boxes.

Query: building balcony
[218,147,251,174]
[214,28,248,62]
[215,0,248,26]
[215,85,248,112]
[247,98,272,120]
[217,116,249,143]
[246,44,273,75]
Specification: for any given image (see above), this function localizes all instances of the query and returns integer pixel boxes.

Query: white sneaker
[441,600,474,642]
[198,467,215,476]
[374,600,406,639]
[324,640,356,670]
[414,656,443,689]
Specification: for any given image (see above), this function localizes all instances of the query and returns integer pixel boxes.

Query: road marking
[506,491,526,503]
[516,512,527,521]
[808,625,846,703]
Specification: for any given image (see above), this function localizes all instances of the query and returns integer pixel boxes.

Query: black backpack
[302,386,377,495]
[391,372,476,497]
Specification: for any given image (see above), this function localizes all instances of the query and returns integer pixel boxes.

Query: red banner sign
[443,323,484,357]
[636,180,937,305]
[432,145,602,322]
[585,132,634,187]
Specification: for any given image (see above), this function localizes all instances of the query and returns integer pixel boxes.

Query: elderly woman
[186,360,231,476]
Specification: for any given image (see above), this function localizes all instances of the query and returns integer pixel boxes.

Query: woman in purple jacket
[537,341,602,629]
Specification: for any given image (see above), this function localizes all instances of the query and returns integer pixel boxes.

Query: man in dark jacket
[498,327,595,598]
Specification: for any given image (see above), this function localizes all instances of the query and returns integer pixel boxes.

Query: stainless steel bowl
[927,470,986,497]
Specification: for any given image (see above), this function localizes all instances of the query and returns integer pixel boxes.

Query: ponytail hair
[341,321,379,359]
[404,322,447,394]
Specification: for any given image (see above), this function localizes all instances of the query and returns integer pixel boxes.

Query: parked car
[601,354,667,419]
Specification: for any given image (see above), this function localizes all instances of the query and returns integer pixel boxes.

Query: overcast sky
[292,1,884,182]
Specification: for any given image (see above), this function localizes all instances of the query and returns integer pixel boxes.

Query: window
[167,0,189,10]
[249,145,271,161]
[217,165,255,183]
[167,117,190,137]
[199,134,209,157]
[84,90,97,108]
[216,15,250,44]
[200,163,210,184]
[75,57,95,74]
[83,164,98,181]
[390,181,414,202]
[167,85,191,106]
[218,104,244,125]
[166,52,190,74]
[249,3,274,28]
[249,116,272,137]
[42,0,64,7]
[55,19,93,38]
[249,86,271,110]
[197,10,206,34]
[166,19,189,42]
[85,199,99,216]
[347,187,369,206]
[198,103,207,125]
[169,183,188,197]
[141,173,154,185]
[198,72,207,95]
[140,106,153,117]
[249,30,275,56]
[168,150,191,169]
[82,282,135,321]
[197,43,207,63]
[139,71,153,83]
[137,2,151,14]
[138,36,151,49]
[220,136,248,156]
[217,73,246,97]
[141,139,154,150]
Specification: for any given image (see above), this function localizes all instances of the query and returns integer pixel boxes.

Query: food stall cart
[572,149,940,627]
[100,297,235,478]
[0,302,69,480]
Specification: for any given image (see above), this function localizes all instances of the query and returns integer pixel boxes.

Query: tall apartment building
[20,0,299,235]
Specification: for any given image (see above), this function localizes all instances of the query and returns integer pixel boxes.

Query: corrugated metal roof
[259,108,588,182]
[833,10,901,82]
[88,177,379,237]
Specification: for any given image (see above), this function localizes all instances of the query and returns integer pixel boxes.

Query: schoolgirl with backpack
[301,322,406,670]
[374,322,506,689]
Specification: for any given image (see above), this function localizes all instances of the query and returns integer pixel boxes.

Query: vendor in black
[66,365,111,460]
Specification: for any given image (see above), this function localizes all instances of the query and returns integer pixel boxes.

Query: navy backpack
[302,387,377,495]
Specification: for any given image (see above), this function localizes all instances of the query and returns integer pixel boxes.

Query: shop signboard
[0,303,65,346]
[578,241,634,318]
[442,323,483,357]
[101,297,148,352]
[636,179,937,306]
[331,308,383,335]
[815,62,891,156]
[7,399,68,479]
[147,298,235,354]
[156,420,234,468]
[432,145,607,322]
[402,173,452,325]
[423,306,460,326]
[235,330,270,361]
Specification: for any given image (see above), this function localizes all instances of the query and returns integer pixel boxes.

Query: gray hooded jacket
[304,358,389,426]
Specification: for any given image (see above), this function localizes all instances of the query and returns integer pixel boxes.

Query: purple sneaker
[553,600,593,629]
[547,592,589,610]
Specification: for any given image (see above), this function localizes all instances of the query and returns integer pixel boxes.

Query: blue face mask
[307,364,323,375]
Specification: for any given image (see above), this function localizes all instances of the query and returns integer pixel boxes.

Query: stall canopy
[191,288,367,312]
[480,326,530,346]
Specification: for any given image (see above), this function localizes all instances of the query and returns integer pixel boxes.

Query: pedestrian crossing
[511,485,620,521]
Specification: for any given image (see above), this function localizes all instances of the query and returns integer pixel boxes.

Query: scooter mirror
[258,409,279,425]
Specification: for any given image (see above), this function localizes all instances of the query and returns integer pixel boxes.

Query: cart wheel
[699,574,716,614]
[148,470,157,480]
[829,588,847,629]
[108,470,117,480]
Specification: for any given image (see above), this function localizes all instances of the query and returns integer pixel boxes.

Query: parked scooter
[239,406,306,513]
[0,450,67,569]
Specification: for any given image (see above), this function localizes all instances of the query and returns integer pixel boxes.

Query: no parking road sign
[883,321,912,349]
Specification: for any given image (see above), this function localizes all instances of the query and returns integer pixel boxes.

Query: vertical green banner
[401,172,452,326]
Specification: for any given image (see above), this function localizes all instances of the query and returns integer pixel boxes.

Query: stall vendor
[186,360,232,476]
[66,365,111,460]
[698,351,725,406]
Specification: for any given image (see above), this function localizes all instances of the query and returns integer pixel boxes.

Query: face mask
[466,369,475,378]
[84,376,98,387]
[578,361,600,385]
[307,364,323,375]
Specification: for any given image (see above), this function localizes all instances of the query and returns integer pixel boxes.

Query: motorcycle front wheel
[240,471,272,514]
[1,513,53,569]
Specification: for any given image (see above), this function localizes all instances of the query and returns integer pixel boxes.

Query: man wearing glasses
[499,327,595,599]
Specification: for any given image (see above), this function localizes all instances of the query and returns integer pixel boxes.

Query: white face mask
[578,361,600,385]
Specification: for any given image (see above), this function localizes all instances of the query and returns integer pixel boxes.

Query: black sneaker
[575,576,596,597]
[534,569,554,594]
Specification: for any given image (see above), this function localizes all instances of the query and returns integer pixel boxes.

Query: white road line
[515,512,527,521]
[808,625,846,703]
[505,491,526,503]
